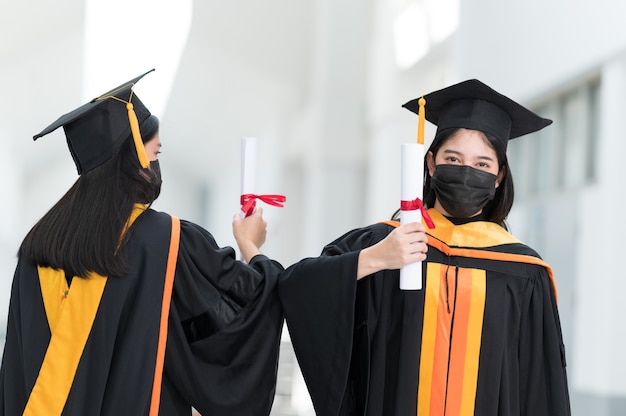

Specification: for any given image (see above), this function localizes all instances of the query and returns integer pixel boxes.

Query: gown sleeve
[278,224,390,416]
[162,220,285,416]
[0,260,38,416]
[518,265,571,416]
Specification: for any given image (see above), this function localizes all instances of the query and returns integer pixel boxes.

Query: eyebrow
[441,149,495,161]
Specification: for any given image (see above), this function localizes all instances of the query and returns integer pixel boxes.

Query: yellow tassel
[417,97,426,145]
[127,102,150,168]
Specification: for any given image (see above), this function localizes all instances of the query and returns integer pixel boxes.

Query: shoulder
[497,240,542,259]
[136,210,214,239]
[322,222,394,255]
[128,210,220,256]
[124,209,173,248]
[134,209,172,230]
[482,224,544,259]
[332,222,394,243]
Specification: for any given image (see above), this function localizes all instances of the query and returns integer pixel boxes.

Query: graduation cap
[33,69,155,174]
[402,79,552,150]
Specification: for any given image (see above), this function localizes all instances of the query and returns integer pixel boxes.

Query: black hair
[392,127,515,227]
[19,127,162,279]
[140,114,159,143]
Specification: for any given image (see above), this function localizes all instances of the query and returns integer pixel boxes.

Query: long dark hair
[19,121,162,279]
[140,114,159,143]
[393,127,515,227]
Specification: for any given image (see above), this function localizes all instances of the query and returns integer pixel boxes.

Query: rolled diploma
[240,137,257,217]
[400,143,424,290]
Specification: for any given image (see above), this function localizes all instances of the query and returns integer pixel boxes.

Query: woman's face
[427,128,502,184]
[143,133,161,162]
[426,128,505,218]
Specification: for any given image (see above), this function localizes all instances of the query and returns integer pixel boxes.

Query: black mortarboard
[33,69,155,174]
[402,79,552,149]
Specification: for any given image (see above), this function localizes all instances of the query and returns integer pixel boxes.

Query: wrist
[238,241,261,263]
[357,245,384,280]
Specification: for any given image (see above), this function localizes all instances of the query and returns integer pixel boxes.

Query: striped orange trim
[149,216,180,416]
[379,217,558,302]
[460,269,485,414]
[445,268,471,415]
[429,265,453,415]
[417,264,442,416]
[417,264,486,416]
[427,238,558,303]
[446,268,486,416]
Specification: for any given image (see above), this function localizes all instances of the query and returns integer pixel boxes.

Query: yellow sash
[23,207,180,415]
[24,268,107,416]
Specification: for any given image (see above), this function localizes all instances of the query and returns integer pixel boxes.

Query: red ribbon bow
[240,194,287,217]
[400,197,435,229]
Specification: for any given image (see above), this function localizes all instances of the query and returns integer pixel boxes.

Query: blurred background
[1,0,625,414]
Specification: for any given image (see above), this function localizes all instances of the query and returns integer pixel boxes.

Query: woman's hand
[232,207,267,263]
[357,222,428,280]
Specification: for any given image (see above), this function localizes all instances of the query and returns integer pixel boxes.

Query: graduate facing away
[273,79,571,416]
[0,69,286,415]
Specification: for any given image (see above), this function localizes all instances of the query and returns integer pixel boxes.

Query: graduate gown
[279,208,571,416]
[0,208,283,415]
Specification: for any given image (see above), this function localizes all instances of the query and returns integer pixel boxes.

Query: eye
[445,156,460,163]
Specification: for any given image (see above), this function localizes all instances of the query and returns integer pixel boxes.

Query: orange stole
[150,215,180,415]
[417,263,486,416]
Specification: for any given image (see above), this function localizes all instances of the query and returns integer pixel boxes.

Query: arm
[232,207,267,263]
[233,211,429,277]
[165,218,283,415]
[277,221,427,415]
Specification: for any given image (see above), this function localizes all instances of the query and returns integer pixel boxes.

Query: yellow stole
[23,206,180,416]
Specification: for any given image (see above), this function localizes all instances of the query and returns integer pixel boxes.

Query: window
[509,78,600,201]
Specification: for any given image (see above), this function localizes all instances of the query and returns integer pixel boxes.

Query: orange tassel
[417,97,426,145]
[127,102,150,168]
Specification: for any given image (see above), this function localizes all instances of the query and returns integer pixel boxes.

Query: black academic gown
[279,208,571,416]
[0,209,283,415]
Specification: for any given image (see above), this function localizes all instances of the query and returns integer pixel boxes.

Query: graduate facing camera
[270,79,571,415]
[405,78,554,225]
[1,70,285,415]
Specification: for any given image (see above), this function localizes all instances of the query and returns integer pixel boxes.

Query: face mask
[149,159,162,182]
[139,160,162,203]
[430,164,497,218]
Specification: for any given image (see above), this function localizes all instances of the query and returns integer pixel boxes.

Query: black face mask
[430,164,497,218]
[137,160,162,204]
[150,160,162,201]
[150,159,162,182]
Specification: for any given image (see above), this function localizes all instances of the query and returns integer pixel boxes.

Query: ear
[426,151,436,176]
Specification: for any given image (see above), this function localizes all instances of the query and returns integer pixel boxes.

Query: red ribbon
[400,197,435,229]
[240,194,287,217]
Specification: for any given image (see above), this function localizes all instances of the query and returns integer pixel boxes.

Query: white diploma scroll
[240,137,258,217]
[400,143,424,290]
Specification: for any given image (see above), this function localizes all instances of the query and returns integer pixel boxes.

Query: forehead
[434,129,501,164]
[442,129,492,149]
